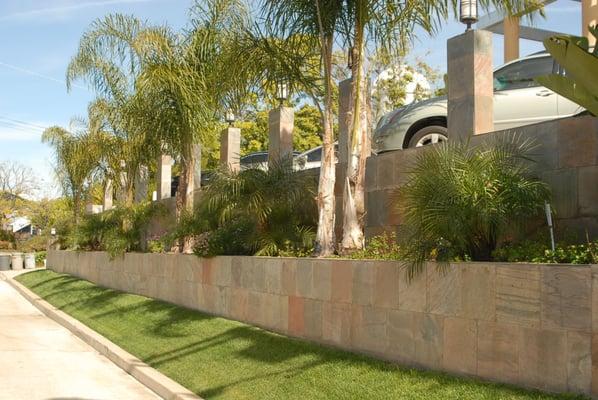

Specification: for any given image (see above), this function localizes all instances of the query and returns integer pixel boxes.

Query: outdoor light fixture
[275,81,289,106]
[50,227,56,236]
[460,0,478,31]
[224,109,235,126]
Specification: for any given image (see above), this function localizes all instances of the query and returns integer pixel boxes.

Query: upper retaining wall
[363,115,598,239]
[47,250,598,397]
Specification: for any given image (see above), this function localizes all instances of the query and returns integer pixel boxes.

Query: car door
[493,55,559,130]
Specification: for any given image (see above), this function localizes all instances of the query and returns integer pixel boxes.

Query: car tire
[407,125,448,148]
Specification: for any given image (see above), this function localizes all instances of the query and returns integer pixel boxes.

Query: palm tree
[261,0,345,257]
[338,0,546,253]
[42,124,103,225]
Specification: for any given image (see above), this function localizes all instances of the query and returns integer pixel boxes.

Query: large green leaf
[536,74,598,116]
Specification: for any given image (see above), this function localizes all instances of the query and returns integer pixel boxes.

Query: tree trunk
[313,33,336,257]
[341,22,369,253]
[176,144,195,254]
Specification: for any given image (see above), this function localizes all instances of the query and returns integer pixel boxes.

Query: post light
[460,0,478,31]
[275,80,288,106]
[50,227,56,237]
[224,109,235,126]
[120,159,126,168]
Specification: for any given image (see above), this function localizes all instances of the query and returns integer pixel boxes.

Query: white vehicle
[373,52,585,153]
[294,143,339,171]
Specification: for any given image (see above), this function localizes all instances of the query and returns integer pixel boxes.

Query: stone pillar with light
[220,109,241,172]
[583,0,598,47]
[117,160,128,204]
[268,81,294,167]
[103,179,113,211]
[157,153,172,201]
[447,0,494,141]
[135,165,149,203]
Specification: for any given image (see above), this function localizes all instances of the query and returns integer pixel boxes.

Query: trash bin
[0,253,10,271]
[11,253,23,270]
[24,253,36,269]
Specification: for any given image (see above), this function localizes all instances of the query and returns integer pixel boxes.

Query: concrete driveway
[0,273,160,400]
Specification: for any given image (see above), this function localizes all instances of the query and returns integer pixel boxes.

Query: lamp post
[225,109,235,126]
[275,81,288,107]
[460,0,478,31]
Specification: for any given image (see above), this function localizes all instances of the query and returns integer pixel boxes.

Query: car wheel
[408,125,448,148]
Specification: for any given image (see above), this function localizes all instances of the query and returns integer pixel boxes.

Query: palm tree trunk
[176,144,196,253]
[313,32,336,257]
[341,17,369,253]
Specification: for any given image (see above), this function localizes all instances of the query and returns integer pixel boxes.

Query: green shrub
[17,235,49,252]
[69,202,166,257]
[35,251,46,266]
[174,158,317,257]
[395,135,550,278]
[494,239,598,264]
[346,232,403,260]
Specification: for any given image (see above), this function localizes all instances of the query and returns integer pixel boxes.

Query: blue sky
[0,0,582,198]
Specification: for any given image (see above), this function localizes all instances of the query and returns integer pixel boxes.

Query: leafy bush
[35,251,46,266]
[345,232,403,260]
[17,234,49,252]
[395,135,550,278]
[69,202,166,257]
[494,239,598,264]
[174,158,317,257]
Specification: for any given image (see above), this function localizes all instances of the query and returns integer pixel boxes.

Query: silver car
[373,52,585,153]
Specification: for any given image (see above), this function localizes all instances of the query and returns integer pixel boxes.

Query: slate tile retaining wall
[47,250,597,397]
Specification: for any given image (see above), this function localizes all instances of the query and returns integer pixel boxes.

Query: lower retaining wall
[47,250,597,397]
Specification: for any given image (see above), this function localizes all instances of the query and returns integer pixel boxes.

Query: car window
[253,153,268,163]
[493,56,554,91]
[307,147,322,162]
[241,155,255,164]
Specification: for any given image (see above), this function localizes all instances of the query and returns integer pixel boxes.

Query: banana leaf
[536,74,598,116]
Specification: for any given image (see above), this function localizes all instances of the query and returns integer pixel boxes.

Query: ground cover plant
[17,270,586,400]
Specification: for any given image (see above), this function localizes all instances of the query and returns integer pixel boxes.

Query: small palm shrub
[175,157,317,256]
[345,232,403,260]
[395,135,550,278]
[69,201,166,257]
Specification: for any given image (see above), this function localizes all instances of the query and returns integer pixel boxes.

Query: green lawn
[16,270,586,400]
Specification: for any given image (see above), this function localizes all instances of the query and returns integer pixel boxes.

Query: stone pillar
[103,179,113,211]
[117,160,127,204]
[583,0,598,47]
[157,154,172,200]
[193,144,202,189]
[503,16,520,63]
[338,78,353,164]
[447,30,494,141]
[134,165,149,203]
[268,107,294,166]
[220,127,241,172]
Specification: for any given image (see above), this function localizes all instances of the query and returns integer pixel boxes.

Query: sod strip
[16,270,586,400]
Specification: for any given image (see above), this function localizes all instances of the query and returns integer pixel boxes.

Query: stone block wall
[365,114,598,239]
[48,250,597,397]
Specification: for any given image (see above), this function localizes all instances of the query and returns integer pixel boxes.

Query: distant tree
[0,161,38,205]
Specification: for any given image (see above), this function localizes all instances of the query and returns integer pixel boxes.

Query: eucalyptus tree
[42,124,102,225]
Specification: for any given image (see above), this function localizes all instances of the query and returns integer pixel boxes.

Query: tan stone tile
[322,301,352,346]
[373,261,400,309]
[312,259,332,301]
[229,287,249,322]
[288,296,304,336]
[264,258,283,294]
[212,256,232,287]
[443,317,476,375]
[387,309,415,363]
[477,321,520,383]
[593,266,598,331]
[303,298,323,340]
[518,327,567,392]
[413,312,443,368]
[230,257,243,287]
[398,264,427,312]
[566,331,591,395]
[459,263,495,321]
[541,266,591,331]
[295,259,314,299]
[351,305,388,354]
[247,257,266,292]
[353,262,375,306]
[428,265,461,316]
[591,334,598,397]
[281,258,297,296]
[331,260,353,303]
[496,264,541,327]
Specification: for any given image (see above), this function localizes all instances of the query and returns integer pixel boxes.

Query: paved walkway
[0,272,160,400]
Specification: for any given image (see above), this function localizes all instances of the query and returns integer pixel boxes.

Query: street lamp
[275,80,288,106]
[460,0,478,31]
[225,109,235,126]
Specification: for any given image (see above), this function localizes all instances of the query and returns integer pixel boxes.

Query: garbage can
[11,253,23,270]
[24,253,36,269]
[0,253,10,271]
